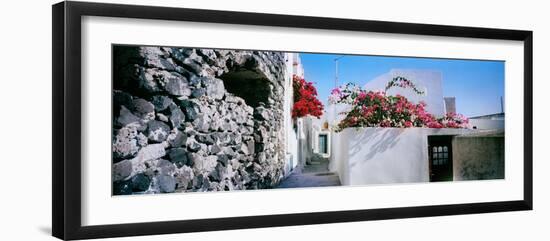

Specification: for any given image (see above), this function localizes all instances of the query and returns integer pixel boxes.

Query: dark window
[432,145,449,166]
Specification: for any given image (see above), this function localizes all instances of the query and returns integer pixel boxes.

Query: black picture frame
[52,1,533,240]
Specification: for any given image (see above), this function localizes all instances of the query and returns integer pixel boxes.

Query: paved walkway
[276,156,341,189]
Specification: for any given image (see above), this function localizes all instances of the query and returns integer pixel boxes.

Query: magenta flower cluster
[329,82,468,131]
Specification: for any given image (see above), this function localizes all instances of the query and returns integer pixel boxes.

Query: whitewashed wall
[329,127,479,186]
[469,119,505,130]
[364,69,445,117]
[283,53,301,173]
[325,103,350,126]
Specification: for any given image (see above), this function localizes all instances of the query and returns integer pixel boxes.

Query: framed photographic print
[52,1,533,240]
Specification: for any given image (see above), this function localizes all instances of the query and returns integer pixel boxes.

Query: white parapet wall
[469,119,505,130]
[329,127,480,186]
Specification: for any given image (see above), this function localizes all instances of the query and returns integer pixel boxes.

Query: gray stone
[183,59,203,75]
[240,169,251,184]
[181,123,196,135]
[179,100,199,121]
[113,160,132,182]
[254,106,270,121]
[168,104,185,128]
[193,174,210,190]
[143,47,173,69]
[141,47,176,71]
[254,126,268,143]
[157,175,176,193]
[217,154,229,166]
[244,105,254,115]
[137,133,148,147]
[156,159,176,175]
[129,98,155,120]
[218,164,233,180]
[168,147,189,168]
[208,181,221,191]
[157,70,191,97]
[215,132,231,145]
[225,95,244,104]
[113,180,133,195]
[187,139,202,152]
[193,155,218,174]
[150,95,173,112]
[167,130,187,147]
[230,132,242,145]
[209,163,232,182]
[237,143,249,155]
[128,143,167,176]
[203,77,225,100]
[113,90,133,112]
[238,125,252,135]
[146,120,170,143]
[186,152,200,167]
[257,152,266,163]
[246,140,255,155]
[156,113,169,122]
[137,68,164,94]
[193,114,211,133]
[191,88,206,98]
[112,123,141,160]
[115,105,141,127]
[230,159,240,170]
[209,145,222,155]
[174,165,194,190]
[168,48,190,64]
[220,120,232,132]
[210,118,223,131]
[208,164,222,182]
[188,74,202,87]
[232,111,248,124]
[196,134,215,145]
[222,146,236,158]
[130,173,151,192]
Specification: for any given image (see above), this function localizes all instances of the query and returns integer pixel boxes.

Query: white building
[282,53,305,175]
[365,69,446,116]
[321,69,504,185]
[326,69,446,126]
[468,113,505,130]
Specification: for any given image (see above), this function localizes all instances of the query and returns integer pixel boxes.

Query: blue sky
[300,53,505,117]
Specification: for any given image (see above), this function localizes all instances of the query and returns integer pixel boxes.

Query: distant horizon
[300,53,505,118]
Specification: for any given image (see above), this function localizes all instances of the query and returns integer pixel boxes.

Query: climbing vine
[385,76,425,95]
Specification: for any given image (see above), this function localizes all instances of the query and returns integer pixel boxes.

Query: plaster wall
[330,127,479,185]
[364,69,445,117]
[453,134,505,180]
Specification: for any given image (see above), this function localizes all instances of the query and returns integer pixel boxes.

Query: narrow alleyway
[276,156,341,188]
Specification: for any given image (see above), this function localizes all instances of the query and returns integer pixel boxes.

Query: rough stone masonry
[111,46,287,194]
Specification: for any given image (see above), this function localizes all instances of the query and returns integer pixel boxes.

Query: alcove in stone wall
[219,70,271,108]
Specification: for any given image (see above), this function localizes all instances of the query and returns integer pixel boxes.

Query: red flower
[292,75,324,119]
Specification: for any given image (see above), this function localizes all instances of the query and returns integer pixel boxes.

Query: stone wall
[452,133,505,180]
[111,46,287,194]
